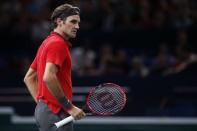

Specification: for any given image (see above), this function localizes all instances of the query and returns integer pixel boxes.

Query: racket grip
[54,116,74,128]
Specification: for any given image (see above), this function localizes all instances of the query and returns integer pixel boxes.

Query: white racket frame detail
[54,116,74,128]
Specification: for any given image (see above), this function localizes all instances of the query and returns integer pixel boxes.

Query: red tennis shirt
[30,32,72,114]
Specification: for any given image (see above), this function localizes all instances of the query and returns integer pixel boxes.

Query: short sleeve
[46,42,67,68]
[30,56,37,70]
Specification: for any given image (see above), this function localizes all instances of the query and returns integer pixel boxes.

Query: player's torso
[36,33,73,100]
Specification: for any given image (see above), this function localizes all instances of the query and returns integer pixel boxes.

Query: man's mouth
[72,30,77,33]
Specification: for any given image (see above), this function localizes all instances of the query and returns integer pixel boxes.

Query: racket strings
[87,84,126,115]
[90,88,124,114]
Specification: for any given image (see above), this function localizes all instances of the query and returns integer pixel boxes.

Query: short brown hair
[51,3,80,29]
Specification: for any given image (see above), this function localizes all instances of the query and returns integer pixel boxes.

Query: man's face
[60,15,80,39]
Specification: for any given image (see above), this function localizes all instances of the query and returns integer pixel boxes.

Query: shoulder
[46,36,67,49]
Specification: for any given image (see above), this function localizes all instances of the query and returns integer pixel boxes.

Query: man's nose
[75,24,79,29]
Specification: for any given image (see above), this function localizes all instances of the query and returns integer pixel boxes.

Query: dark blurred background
[0,0,197,118]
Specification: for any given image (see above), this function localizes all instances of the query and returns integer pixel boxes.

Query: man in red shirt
[24,3,85,131]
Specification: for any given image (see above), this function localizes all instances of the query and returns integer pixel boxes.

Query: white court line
[12,116,197,125]
[1,107,197,125]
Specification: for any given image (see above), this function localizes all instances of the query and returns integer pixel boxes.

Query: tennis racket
[54,83,127,128]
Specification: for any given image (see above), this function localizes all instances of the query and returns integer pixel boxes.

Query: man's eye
[72,21,76,24]
[70,20,79,24]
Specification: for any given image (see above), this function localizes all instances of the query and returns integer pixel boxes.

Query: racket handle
[85,113,92,116]
[54,113,92,128]
[54,116,74,128]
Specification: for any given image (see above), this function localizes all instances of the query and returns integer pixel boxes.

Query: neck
[53,29,69,40]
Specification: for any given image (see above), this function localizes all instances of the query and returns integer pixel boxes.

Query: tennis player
[24,3,85,131]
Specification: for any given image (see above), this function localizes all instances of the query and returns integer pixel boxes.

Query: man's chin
[70,34,76,38]
[64,33,76,39]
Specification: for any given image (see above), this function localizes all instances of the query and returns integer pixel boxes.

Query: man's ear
[56,18,62,26]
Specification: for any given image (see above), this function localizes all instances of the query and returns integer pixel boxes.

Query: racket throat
[85,113,93,116]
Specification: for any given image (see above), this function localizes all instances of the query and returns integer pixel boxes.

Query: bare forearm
[24,68,38,103]
[44,74,72,109]
[25,80,38,103]
[44,62,72,110]
[44,75,65,100]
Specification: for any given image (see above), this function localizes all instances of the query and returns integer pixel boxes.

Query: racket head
[86,83,127,116]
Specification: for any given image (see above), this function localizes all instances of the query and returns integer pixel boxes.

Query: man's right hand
[66,105,86,120]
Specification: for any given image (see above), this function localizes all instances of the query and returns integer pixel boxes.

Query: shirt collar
[50,31,72,48]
